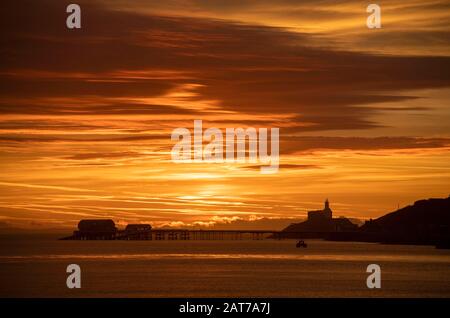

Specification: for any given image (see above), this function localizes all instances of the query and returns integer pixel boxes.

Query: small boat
[296,240,307,248]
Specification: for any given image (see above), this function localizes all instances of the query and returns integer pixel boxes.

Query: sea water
[0,235,449,297]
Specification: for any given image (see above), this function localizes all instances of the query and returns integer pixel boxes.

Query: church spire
[325,198,329,210]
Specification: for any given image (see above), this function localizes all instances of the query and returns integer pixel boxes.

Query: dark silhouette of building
[60,220,154,240]
[75,219,117,240]
[124,224,152,240]
[125,224,152,232]
[308,198,332,221]
[281,199,358,237]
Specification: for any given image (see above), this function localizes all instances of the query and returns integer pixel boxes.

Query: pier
[59,219,329,240]
[61,228,307,240]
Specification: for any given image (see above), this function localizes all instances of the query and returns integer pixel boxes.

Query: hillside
[360,196,450,246]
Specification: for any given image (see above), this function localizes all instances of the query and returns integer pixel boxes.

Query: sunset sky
[1,0,449,230]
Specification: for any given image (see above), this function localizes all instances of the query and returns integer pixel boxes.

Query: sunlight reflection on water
[2,253,450,263]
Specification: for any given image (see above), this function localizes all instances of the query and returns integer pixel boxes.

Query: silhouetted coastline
[279,199,358,239]
[59,196,450,249]
[281,196,450,249]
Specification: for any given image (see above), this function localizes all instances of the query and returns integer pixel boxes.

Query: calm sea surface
[1,235,449,297]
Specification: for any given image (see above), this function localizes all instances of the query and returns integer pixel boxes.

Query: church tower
[323,198,332,219]
[324,198,330,210]
[307,198,333,221]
